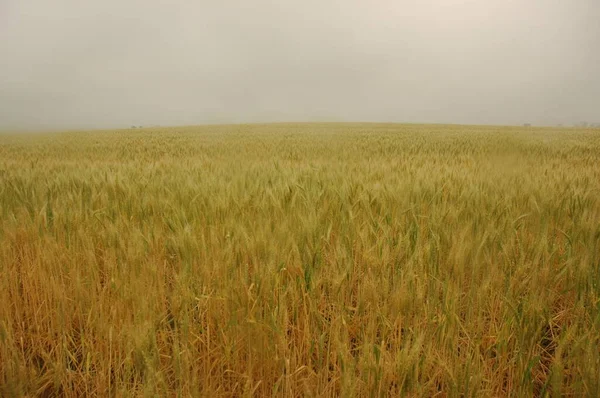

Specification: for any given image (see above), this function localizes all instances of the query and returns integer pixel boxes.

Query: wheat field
[1,123,599,396]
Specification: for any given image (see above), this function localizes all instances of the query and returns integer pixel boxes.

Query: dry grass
[1,123,599,397]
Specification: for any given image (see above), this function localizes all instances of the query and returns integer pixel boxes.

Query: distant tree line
[575,122,600,128]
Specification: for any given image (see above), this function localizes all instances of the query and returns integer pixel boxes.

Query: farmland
[1,123,600,396]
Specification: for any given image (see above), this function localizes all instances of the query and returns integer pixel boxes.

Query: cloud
[1,0,598,129]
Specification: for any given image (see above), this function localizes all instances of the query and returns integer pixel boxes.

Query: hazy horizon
[1,0,599,131]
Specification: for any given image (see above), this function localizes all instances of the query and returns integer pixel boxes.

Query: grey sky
[1,0,598,130]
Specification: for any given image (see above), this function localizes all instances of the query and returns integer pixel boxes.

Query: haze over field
[1,0,599,130]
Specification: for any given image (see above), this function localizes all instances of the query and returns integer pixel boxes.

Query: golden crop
[1,123,599,396]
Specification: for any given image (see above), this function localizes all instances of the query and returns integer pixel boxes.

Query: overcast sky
[1,0,598,130]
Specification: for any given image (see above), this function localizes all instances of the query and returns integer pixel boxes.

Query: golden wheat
[1,123,599,396]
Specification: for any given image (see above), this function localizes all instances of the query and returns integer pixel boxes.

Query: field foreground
[1,123,600,396]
